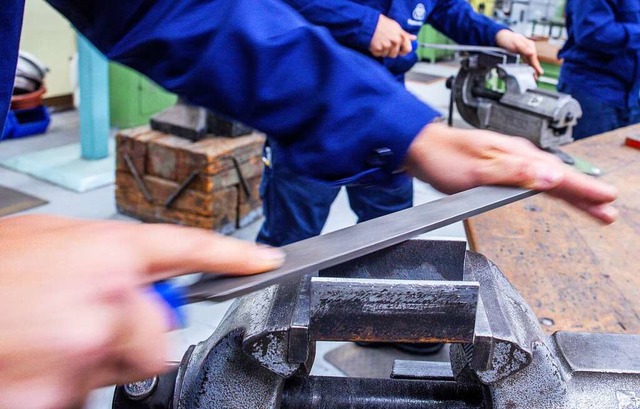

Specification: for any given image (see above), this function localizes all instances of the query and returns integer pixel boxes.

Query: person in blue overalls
[558,0,640,139]
[0,1,619,406]
[256,0,544,248]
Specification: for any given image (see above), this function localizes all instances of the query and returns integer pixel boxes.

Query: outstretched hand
[0,215,285,409]
[495,29,544,77]
[405,123,618,224]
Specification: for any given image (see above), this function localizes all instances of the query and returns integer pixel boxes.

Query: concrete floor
[0,61,469,408]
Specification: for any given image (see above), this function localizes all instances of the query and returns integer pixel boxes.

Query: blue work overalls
[257,0,506,246]
[558,0,640,139]
[3,0,441,183]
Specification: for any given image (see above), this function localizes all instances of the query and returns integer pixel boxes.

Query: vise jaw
[450,52,582,149]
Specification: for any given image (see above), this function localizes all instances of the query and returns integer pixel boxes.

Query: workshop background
[6,0,636,408]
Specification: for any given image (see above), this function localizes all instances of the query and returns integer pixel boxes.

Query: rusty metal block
[150,101,253,141]
[150,102,208,141]
[207,113,252,137]
[309,277,479,344]
[238,176,262,228]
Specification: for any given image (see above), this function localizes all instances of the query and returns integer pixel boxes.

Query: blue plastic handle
[152,281,186,328]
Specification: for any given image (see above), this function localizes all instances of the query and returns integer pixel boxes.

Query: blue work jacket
[284,0,505,76]
[559,0,640,109]
[1,0,441,186]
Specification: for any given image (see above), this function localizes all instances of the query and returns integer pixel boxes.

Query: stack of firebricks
[115,126,264,234]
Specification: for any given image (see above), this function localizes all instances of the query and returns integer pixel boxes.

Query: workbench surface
[465,124,640,334]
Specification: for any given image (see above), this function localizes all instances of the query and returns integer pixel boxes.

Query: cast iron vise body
[113,239,640,409]
[449,52,582,150]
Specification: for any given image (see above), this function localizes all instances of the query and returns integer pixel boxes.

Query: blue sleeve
[0,1,25,138]
[427,0,506,46]
[282,0,380,52]
[568,0,640,53]
[45,0,440,185]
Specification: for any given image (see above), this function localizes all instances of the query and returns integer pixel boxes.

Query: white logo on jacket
[412,3,426,21]
[408,3,426,26]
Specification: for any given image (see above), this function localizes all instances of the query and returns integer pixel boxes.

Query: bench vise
[448,52,582,150]
[113,239,640,408]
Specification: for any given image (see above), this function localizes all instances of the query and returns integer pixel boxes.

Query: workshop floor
[0,61,468,408]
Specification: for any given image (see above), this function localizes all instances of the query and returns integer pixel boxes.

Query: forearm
[428,0,506,46]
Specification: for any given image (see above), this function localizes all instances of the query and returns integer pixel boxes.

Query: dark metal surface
[113,238,640,409]
[554,332,640,374]
[225,155,252,198]
[288,275,312,364]
[309,277,479,343]
[150,100,208,141]
[320,238,467,281]
[206,113,252,137]
[451,53,581,150]
[281,376,486,409]
[392,360,455,381]
[187,186,536,302]
[150,99,252,141]
[122,377,158,401]
[123,153,153,203]
[452,252,536,384]
[112,366,178,408]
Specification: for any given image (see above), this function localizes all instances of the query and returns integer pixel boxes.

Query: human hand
[369,14,416,58]
[0,215,284,409]
[495,29,544,77]
[404,123,618,224]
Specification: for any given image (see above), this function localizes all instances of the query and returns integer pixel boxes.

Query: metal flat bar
[288,275,312,364]
[309,277,479,343]
[419,43,517,56]
[186,186,537,302]
[554,332,640,375]
[123,153,153,203]
[391,360,455,381]
[164,170,198,208]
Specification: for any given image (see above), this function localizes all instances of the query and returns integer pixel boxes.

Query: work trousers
[256,148,413,247]
[558,82,640,140]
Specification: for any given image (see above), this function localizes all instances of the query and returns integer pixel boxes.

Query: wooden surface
[466,124,640,334]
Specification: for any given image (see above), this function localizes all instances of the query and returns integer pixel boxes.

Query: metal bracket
[123,153,153,203]
[164,170,199,208]
[223,155,252,200]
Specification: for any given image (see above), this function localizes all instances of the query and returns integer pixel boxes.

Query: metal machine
[112,187,640,409]
[448,51,582,151]
[150,98,253,141]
